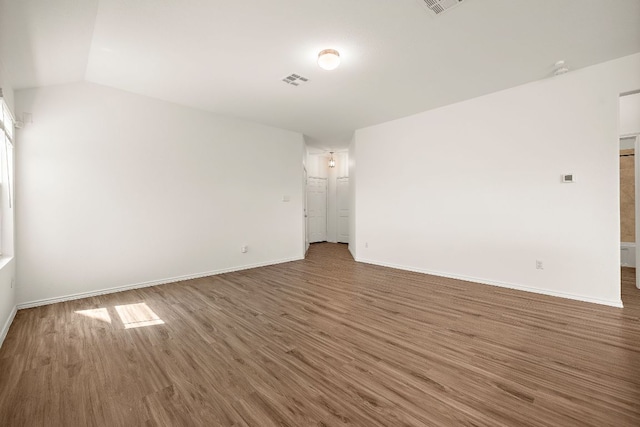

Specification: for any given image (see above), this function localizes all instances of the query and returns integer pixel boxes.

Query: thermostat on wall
[561,173,575,183]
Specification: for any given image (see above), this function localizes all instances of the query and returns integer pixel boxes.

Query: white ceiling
[1,0,640,149]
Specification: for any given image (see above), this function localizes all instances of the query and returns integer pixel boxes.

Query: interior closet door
[306,177,327,243]
[337,177,349,243]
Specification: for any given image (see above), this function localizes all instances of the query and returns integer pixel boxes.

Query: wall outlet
[536,260,544,270]
[365,242,369,248]
[241,246,248,253]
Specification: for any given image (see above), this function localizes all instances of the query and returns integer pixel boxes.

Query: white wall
[354,53,640,307]
[305,151,348,243]
[620,92,640,136]
[306,153,329,179]
[16,81,304,306]
[0,58,16,347]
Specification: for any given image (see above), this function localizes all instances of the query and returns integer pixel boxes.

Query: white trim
[0,255,13,271]
[355,257,624,308]
[633,133,640,290]
[0,97,15,146]
[0,96,15,123]
[0,304,17,349]
[620,132,640,139]
[17,256,303,309]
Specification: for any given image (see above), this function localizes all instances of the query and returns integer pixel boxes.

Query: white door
[307,177,327,243]
[304,167,310,253]
[337,177,349,243]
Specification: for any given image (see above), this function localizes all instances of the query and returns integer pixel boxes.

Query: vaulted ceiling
[1,0,639,148]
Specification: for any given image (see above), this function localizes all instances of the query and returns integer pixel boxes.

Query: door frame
[631,133,640,289]
[303,166,309,254]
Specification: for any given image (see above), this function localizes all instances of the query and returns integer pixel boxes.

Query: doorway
[619,92,640,294]
[620,136,637,268]
[306,177,327,243]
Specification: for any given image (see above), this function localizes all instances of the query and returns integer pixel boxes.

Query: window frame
[0,97,15,257]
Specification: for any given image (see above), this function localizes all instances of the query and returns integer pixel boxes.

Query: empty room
[1,0,640,425]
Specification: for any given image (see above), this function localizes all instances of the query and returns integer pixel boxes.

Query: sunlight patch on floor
[115,303,165,329]
[75,308,112,323]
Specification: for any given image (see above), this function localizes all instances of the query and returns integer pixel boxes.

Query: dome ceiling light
[317,49,340,71]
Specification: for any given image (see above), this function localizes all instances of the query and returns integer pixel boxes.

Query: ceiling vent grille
[282,73,309,87]
[420,0,464,15]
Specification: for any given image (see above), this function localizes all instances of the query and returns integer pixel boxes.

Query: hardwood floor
[1,243,639,426]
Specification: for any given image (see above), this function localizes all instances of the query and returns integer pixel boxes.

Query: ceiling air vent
[419,0,464,15]
[282,73,309,87]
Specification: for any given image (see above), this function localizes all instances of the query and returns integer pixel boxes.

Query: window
[0,97,15,256]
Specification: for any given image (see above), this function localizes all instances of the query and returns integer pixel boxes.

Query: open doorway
[619,92,640,306]
[303,150,350,252]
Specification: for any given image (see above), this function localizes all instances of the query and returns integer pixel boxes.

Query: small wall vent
[282,74,309,87]
[419,0,464,15]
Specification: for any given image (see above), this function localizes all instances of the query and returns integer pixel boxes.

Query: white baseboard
[17,256,303,310]
[348,245,356,260]
[0,305,17,349]
[355,257,624,308]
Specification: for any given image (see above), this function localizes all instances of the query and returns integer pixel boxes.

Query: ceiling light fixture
[318,49,340,71]
[553,60,569,76]
[328,152,336,168]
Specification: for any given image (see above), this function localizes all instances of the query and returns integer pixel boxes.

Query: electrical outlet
[365,242,369,248]
[241,246,248,253]
[536,260,544,270]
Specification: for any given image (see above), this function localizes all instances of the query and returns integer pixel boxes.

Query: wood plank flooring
[1,243,640,426]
